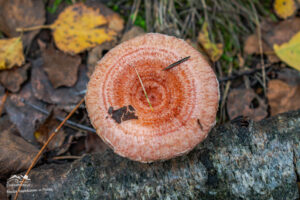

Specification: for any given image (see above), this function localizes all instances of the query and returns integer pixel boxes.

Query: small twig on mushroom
[0,90,8,116]
[14,98,85,200]
[131,65,154,112]
[162,56,190,71]
[20,98,96,133]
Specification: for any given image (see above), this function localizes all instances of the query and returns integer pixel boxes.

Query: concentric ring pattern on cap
[85,33,219,162]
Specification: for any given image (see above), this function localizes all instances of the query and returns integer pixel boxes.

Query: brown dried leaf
[0,0,45,48]
[277,68,300,86]
[31,58,88,105]
[0,115,39,179]
[87,41,116,77]
[227,89,268,121]
[120,26,145,43]
[262,18,300,47]
[41,44,81,88]
[244,34,280,63]
[0,63,30,92]
[34,112,66,151]
[6,83,47,142]
[267,79,300,116]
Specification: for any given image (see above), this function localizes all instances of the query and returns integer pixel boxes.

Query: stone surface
[8,110,300,200]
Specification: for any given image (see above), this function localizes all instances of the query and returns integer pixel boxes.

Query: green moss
[130,14,146,30]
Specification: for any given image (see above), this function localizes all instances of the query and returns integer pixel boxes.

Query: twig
[162,56,190,71]
[51,155,82,160]
[20,98,96,133]
[220,62,233,123]
[250,1,266,94]
[131,65,154,112]
[14,98,85,200]
[0,90,8,116]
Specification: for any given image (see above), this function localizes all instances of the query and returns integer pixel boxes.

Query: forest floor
[0,0,300,199]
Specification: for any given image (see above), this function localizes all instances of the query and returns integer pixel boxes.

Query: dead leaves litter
[40,43,81,88]
[267,79,300,116]
[0,37,24,70]
[0,63,30,92]
[227,89,268,121]
[0,116,39,179]
[0,0,45,48]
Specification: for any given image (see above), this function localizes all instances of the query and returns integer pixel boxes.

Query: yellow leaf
[0,37,24,70]
[197,22,223,62]
[274,0,297,19]
[274,31,300,71]
[50,3,117,54]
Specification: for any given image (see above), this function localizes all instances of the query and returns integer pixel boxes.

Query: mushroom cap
[86,33,219,162]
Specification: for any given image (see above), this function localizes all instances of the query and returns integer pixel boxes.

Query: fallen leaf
[31,58,88,105]
[6,83,47,142]
[0,0,45,48]
[244,34,280,64]
[107,14,125,33]
[50,3,117,54]
[227,89,268,121]
[262,18,300,47]
[87,41,116,77]
[277,68,300,86]
[197,22,223,62]
[84,0,124,33]
[0,115,39,179]
[41,44,81,88]
[34,112,66,151]
[120,26,145,42]
[274,31,300,71]
[274,0,297,19]
[0,63,30,92]
[244,34,269,55]
[267,79,300,116]
[0,37,24,70]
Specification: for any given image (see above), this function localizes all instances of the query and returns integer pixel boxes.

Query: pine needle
[131,65,154,112]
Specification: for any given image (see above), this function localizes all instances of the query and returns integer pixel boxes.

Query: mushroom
[85,33,219,162]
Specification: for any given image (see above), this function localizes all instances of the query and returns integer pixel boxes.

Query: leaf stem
[16,24,52,32]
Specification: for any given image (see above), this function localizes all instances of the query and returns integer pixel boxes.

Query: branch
[9,110,300,200]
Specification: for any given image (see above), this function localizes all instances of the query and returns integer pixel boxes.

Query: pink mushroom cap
[85,33,219,162]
